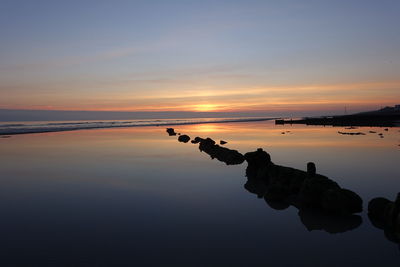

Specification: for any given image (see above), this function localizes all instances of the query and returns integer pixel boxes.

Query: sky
[0,0,399,117]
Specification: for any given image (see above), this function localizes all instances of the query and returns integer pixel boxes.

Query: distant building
[395,105,400,110]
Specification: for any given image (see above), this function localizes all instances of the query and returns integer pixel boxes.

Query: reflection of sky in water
[0,121,399,266]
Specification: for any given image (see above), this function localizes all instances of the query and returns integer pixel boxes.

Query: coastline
[0,117,276,136]
[275,109,400,127]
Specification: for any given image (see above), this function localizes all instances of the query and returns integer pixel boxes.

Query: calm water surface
[0,121,399,266]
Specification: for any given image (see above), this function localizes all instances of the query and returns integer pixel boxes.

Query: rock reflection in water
[245,175,362,234]
[167,128,363,234]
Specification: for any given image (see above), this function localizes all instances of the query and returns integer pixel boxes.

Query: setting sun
[192,104,220,112]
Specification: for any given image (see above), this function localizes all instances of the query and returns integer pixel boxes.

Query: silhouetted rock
[198,137,244,165]
[244,177,268,199]
[265,199,290,210]
[166,130,364,233]
[191,137,204,144]
[198,137,216,150]
[300,176,340,206]
[299,208,362,234]
[244,148,271,169]
[244,148,362,215]
[307,162,316,176]
[178,134,190,143]
[368,193,400,246]
[220,140,227,145]
[166,128,177,136]
[368,197,391,219]
[321,188,363,214]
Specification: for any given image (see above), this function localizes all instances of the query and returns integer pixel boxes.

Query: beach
[0,120,399,266]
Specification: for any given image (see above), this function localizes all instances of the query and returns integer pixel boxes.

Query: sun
[192,104,219,112]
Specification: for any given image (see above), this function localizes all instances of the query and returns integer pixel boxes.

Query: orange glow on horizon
[1,80,399,113]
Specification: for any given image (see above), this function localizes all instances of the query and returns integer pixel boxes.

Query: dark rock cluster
[244,148,363,215]
[165,127,400,239]
[197,137,244,165]
[368,193,400,245]
[166,128,244,165]
[166,128,363,217]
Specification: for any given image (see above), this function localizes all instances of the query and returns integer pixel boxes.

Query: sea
[0,118,399,266]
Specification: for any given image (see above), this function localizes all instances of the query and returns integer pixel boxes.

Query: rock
[244,148,272,169]
[166,128,177,136]
[369,193,400,223]
[265,199,290,210]
[220,140,227,145]
[307,162,316,176]
[198,137,244,165]
[243,148,363,215]
[191,137,204,144]
[368,197,392,219]
[244,165,362,233]
[244,177,268,198]
[299,175,340,204]
[178,134,190,143]
[299,208,362,234]
[264,183,291,201]
[198,137,216,149]
[321,188,363,215]
[368,193,400,244]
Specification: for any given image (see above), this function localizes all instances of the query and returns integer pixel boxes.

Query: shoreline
[0,117,276,136]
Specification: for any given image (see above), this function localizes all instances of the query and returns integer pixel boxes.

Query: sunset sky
[1,0,399,116]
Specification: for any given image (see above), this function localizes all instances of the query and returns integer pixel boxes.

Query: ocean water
[0,120,399,266]
[0,117,272,135]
